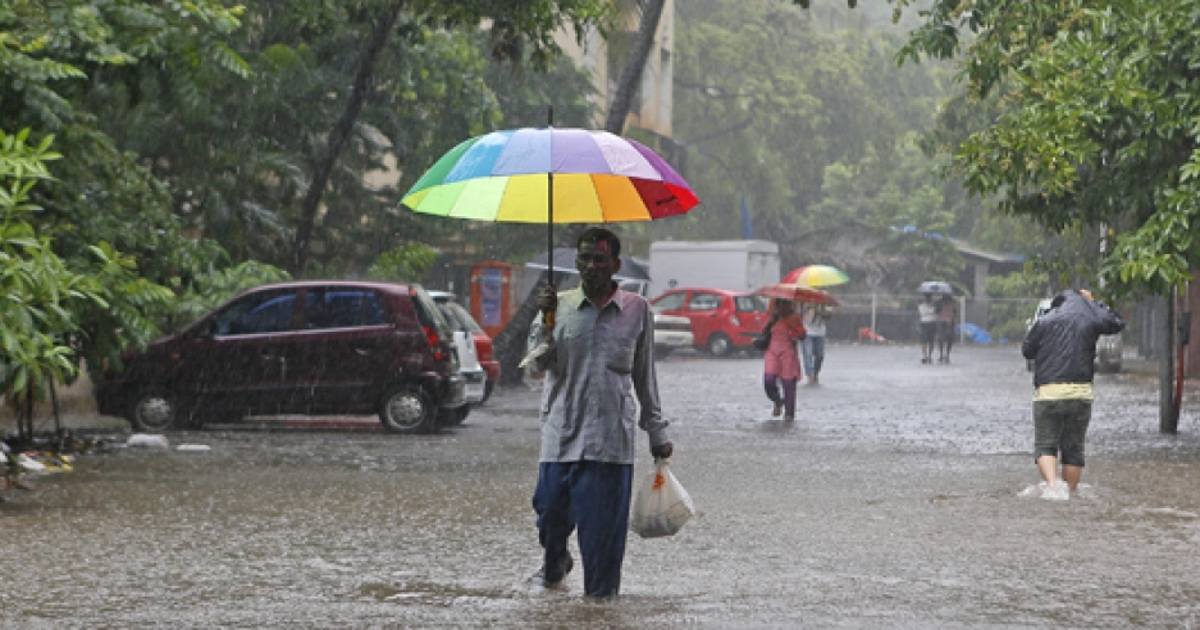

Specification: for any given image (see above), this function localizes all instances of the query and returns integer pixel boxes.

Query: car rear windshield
[736,295,767,312]
[411,286,454,337]
[439,302,485,334]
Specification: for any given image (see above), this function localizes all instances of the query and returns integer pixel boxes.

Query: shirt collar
[575,282,626,311]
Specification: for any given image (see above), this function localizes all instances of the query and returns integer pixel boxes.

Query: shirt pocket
[605,334,636,375]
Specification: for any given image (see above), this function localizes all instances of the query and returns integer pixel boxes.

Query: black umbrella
[525,247,650,282]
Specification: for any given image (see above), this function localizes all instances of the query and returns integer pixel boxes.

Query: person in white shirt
[800,303,830,385]
[918,294,938,364]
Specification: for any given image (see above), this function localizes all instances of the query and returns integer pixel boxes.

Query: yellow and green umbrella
[782,265,849,287]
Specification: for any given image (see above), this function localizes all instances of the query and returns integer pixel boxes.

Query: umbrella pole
[545,106,556,329]
[548,172,554,277]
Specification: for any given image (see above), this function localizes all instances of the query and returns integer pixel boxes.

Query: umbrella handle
[539,280,557,334]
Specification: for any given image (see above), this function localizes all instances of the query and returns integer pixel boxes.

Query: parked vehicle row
[95,281,468,434]
[91,282,781,437]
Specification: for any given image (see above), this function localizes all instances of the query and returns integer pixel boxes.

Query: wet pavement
[3,344,1200,628]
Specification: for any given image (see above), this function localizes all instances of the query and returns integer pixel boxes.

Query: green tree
[367,244,438,282]
[987,270,1051,343]
[75,0,614,278]
[663,1,974,293]
[2,0,245,389]
[900,0,1200,298]
[258,0,615,276]
[898,0,1200,430]
[0,130,172,441]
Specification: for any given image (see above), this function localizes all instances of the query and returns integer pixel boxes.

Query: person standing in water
[528,227,674,596]
[762,299,806,421]
[1020,289,1124,500]
[936,295,958,363]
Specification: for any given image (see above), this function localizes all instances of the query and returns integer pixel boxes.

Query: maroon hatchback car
[650,288,771,356]
[94,281,467,434]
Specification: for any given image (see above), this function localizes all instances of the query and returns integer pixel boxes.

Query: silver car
[652,307,694,358]
[428,291,487,423]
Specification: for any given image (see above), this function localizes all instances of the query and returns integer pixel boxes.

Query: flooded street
[3,344,1200,628]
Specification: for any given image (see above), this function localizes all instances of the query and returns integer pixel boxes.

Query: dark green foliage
[898,0,1200,298]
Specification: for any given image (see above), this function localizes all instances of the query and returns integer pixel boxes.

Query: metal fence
[824,292,1048,344]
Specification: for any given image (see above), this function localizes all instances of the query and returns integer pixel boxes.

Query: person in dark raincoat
[1021,289,1124,500]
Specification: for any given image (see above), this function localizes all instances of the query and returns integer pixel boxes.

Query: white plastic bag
[629,459,694,538]
[127,433,170,448]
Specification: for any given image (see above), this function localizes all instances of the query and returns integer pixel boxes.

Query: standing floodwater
[2,344,1199,628]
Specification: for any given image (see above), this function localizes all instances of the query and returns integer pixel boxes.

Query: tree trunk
[604,0,667,135]
[494,274,552,386]
[290,2,403,277]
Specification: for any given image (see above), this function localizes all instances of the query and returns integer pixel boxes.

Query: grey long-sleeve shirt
[532,287,669,464]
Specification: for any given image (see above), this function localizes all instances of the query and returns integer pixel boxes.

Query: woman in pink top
[762,299,806,421]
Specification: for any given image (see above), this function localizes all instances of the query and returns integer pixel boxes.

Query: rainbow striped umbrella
[400,127,699,272]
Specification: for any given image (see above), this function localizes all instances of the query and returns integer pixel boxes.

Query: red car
[650,288,771,356]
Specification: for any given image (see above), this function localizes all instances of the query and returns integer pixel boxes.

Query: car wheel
[379,386,437,434]
[480,380,494,405]
[129,389,177,432]
[707,333,733,357]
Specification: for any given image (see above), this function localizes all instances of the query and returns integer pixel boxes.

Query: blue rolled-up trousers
[532,461,633,597]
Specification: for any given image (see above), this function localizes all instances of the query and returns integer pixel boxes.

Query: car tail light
[472,335,493,360]
[423,325,446,361]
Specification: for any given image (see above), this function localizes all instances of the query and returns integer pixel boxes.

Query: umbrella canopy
[917,281,954,295]
[400,127,699,225]
[782,264,849,287]
[754,283,839,305]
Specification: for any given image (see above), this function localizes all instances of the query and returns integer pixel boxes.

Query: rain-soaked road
[3,344,1200,628]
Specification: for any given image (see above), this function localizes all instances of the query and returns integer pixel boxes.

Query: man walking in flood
[1020,289,1124,500]
[528,227,674,597]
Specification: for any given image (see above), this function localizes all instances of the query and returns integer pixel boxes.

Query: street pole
[870,291,877,336]
[1160,286,1179,433]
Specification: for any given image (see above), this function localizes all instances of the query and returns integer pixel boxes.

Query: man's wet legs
[532,461,633,597]
[572,462,632,597]
[532,463,576,585]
